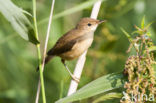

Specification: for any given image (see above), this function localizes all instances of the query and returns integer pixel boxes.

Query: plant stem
[67,0,102,96]
[33,0,46,103]
[41,0,55,72]
[37,45,46,103]
[35,0,55,102]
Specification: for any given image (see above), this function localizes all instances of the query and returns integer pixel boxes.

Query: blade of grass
[56,73,125,103]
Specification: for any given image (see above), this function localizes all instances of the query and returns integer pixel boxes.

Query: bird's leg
[61,59,80,83]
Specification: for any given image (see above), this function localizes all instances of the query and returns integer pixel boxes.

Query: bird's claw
[71,75,80,83]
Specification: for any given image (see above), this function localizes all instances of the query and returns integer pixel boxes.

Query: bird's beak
[98,20,107,24]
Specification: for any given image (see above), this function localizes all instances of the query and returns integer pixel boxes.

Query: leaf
[146,32,151,37]
[145,21,155,30]
[131,30,141,35]
[141,16,145,29]
[22,10,33,17]
[121,28,132,42]
[38,0,107,25]
[148,46,156,52]
[93,93,122,103]
[0,0,39,44]
[56,73,125,103]
[134,25,142,31]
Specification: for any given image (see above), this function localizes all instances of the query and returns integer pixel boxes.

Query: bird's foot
[71,75,80,83]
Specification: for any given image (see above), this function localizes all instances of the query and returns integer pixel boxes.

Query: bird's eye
[87,23,92,26]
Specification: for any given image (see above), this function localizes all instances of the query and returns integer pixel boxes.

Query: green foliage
[0,0,39,44]
[141,16,145,29]
[121,17,156,102]
[56,73,124,103]
[121,28,132,42]
[0,0,156,103]
[148,46,156,52]
[93,93,122,103]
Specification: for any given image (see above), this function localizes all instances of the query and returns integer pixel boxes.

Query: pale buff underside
[59,37,93,60]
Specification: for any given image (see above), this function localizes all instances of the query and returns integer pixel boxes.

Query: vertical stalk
[35,0,55,103]
[67,0,102,96]
[33,0,46,103]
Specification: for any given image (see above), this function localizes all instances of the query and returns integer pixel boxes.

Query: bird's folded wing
[47,39,77,55]
[47,28,86,55]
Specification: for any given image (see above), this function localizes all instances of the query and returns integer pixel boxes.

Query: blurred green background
[0,0,156,103]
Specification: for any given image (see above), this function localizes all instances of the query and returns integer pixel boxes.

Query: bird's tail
[36,55,54,71]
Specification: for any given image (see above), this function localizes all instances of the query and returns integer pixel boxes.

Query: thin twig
[35,0,55,103]
[67,0,102,96]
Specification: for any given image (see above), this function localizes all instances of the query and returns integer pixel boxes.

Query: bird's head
[76,18,106,31]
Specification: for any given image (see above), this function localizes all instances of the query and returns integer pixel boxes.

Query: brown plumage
[37,18,105,82]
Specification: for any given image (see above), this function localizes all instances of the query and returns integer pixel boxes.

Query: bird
[37,17,105,82]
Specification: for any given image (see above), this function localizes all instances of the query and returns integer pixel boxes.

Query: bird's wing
[47,39,77,55]
[47,29,80,55]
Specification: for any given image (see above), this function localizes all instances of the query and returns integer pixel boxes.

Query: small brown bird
[38,17,105,82]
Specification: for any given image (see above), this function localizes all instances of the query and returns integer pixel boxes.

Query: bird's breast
[59,37,93,60]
